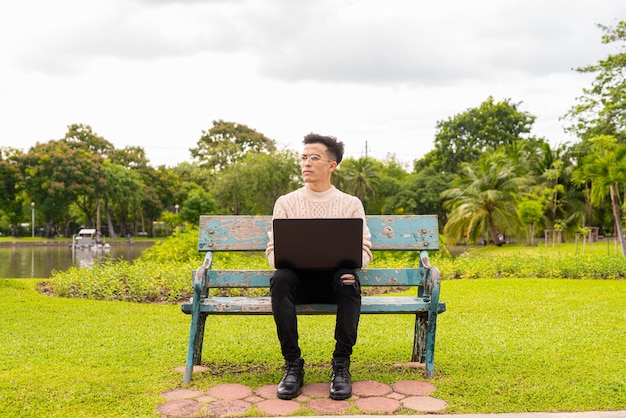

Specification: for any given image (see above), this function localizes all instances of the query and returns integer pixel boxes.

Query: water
[0,243,153,278]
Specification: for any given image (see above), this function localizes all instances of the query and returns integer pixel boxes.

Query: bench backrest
[198,215,439,252]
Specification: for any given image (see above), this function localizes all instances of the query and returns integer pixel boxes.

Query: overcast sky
[1,0,624,168]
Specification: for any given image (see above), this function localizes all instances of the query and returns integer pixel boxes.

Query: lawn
[1,277,624,417]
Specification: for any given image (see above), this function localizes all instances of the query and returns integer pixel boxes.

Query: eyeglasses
[301,154,334,163]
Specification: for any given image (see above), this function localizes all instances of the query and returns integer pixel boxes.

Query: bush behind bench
[46,250,625,304]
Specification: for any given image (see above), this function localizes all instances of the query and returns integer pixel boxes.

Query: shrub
[48,259,196,303]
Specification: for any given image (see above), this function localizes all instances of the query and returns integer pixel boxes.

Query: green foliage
[433,252,626,280]
[565,20,626,141]
[383,167,452,219]
[48,259,196,303]
[335,157,380,203]
[516,199,543,225]
[442,148,529,245]
[179,187,218,223]
[190,120,277,171]
[212,150,301,215]
[420,96,536,174]
[140,226,202,263]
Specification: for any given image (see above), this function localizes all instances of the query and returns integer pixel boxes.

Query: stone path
[158,365,448,417]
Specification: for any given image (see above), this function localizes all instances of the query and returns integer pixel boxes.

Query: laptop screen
[272,218,363,270]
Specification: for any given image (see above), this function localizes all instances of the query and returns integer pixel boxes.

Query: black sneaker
[329,358,352,400]
[277,358,304,400]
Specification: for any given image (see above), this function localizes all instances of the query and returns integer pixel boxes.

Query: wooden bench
[181,215,446,383]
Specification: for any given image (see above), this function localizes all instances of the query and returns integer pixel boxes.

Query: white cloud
[1,0,624,167]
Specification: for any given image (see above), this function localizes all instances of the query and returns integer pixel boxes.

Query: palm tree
[337,157,379,203]
[442,149,531,245]
[572,135,626,257]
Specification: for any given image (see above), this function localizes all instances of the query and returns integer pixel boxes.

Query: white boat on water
[72,229,111,250]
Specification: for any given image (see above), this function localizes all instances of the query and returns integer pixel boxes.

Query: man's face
[300,143,336,185]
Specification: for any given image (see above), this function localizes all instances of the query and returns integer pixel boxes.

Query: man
[265,133,373,400]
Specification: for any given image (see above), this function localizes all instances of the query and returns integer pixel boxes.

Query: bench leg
[184,303,208,384]
[424,265,442,379]
[412,312,428,363]
[424,310,439,379]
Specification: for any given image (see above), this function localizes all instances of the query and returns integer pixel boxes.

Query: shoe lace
[285,362,301,376]
[332,364,350,379]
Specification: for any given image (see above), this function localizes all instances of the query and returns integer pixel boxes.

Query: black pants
[270,268,361,362]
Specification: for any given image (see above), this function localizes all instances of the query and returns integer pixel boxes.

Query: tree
[179,187,218,224]
[364,156,409,215]
[517,199,544,246]
[0,147,25,236]
[190,120,277,171]
[442,148,530,245]
[21,139,103,237]
[419,97,536,174]
[100,161,144,238]
[213,150,300,215]
[383,167,453,223]
[335,157,379,204]
[565,21,626,141]
[572,135,626,257]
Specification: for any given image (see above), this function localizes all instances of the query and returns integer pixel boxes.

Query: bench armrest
[419,250,440,303]
[193,252,213,298]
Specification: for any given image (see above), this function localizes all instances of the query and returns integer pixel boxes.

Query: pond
[0,243,153,278]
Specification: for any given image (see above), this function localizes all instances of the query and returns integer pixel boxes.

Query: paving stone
[301,382,329,397]
[160,389,203,400]
[156,399,202,417]
[401,395,448,413]
[392,379,436,396]
[205,399,252,416]
[386,391,406,400]
[208,383,253,399]
[195,395,216,403]
[307,398,350,414]
[256,384,278,399]
[352,380,392,397]
[354,396,401,413]
[174,365,209,374]
[244,395,264,403]
[256,399,302,416]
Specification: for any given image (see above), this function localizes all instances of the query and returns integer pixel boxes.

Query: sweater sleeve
[351,197,373,268]
[265,196,288,269]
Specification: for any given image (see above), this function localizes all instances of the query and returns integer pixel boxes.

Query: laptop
[272,218,363,270]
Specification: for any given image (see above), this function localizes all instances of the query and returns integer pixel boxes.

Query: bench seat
[182,295,444,315]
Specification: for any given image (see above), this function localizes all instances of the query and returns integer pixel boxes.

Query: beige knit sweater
[265,186,373,269]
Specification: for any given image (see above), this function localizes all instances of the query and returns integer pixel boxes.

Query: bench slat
[202,268,426,287]
[198,215,439,252]
[182,296,447,315]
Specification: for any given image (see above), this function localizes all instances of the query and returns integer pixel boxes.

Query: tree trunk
[487,213,501,245]
[96,198,101,233]
[105,200,118,238]
[609,183,626,257]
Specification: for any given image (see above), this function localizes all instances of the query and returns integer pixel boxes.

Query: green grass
[1,278,624,417]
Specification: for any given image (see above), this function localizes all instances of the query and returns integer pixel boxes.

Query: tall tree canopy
[565,21,626,141]
[419,97,536,174]
[190,120,277,171]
